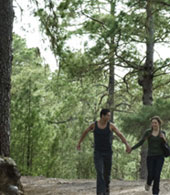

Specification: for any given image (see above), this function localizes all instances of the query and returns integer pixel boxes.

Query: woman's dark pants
[147,155,164,195]
[94,151,112,194]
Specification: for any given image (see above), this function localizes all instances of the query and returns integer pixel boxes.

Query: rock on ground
[0,157,23,195]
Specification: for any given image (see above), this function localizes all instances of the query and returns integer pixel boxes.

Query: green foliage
[11,33,170,180]
[11,34,54,175]
[120,99,170,136]
[112,135,140,180]
[11,0,170,181]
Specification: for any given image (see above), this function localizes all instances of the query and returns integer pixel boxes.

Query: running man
[77,108,131,195]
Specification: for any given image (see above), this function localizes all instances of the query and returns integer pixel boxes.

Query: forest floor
[21,176,170,195]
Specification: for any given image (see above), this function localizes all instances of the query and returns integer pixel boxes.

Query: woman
[129,116,167,195]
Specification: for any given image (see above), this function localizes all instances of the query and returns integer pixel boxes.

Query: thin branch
[153,0,170,7]
[122,71,138,97]
[115,52,139,70]
[153,64,170,74]
[115,102,131,108]
[14,0,24,19]
[81,11,107,30]
[153,79,170,90]
[94,84,108,89]
[114,109,133,113]
[98,93,108,106]
[130,38,146,43]
[154,72,170,77]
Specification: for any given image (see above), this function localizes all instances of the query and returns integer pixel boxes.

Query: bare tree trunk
[27,79,32,172]
[0,0,14,157]
[138,0,154,179]
[106,0,116,123]
[0,2,23,194]
[107,63,115,122]
[138,0,154,105]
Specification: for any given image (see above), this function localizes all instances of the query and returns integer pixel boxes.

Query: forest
[1,0,170,184]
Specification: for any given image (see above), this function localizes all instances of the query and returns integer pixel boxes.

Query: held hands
[126,144,132,154]
[77,143,81,150]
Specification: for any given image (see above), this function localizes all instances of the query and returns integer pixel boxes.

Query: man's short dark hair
[100,108,110,118]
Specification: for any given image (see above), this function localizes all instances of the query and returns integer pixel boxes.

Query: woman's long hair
[150,116,163,132]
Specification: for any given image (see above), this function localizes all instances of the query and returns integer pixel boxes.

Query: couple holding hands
[77,108,167,195]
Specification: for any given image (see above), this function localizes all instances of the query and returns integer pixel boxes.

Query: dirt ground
[21,176,170,195]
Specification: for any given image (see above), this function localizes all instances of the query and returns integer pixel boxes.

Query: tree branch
[153,63,170,74]
[153,79,170,90]
[98,93,108,106]
[153,0,170,7]
[81,11,107,30]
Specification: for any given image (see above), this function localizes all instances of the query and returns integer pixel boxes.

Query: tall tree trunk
[0,0,14,157]
[138,0,154,179]
[107,63,115,122]
[27,79,32,172]
[106,0,116,123]
[138,0,154,105]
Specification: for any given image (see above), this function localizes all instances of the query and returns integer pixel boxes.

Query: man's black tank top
[93,121,113,152]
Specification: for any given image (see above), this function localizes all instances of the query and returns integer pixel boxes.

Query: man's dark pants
[94,150,112,195]
[147,155,164,195]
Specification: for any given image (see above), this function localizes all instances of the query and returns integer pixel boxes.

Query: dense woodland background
[3,0,170,181]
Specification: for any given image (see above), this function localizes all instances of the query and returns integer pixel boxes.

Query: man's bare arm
[110,123,131,152]
[77,123,94,150]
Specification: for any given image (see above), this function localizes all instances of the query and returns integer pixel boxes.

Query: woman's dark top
[132,129,165,156]
[93,121,113,152]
